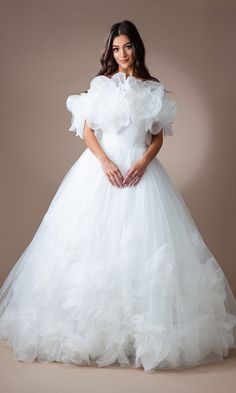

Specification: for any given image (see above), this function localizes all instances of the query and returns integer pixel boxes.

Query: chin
[119,63,131,69]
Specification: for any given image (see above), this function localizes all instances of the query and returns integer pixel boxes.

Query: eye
[112,44,132,52]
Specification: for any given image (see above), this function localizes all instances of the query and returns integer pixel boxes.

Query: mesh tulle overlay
[0,73,236,373]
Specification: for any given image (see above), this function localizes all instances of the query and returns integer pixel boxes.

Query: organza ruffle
[66,72,176,139]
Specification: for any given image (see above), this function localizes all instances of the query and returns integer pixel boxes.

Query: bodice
[100,120,147,149]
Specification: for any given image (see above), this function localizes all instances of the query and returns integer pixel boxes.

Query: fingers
[107,169,124,187]
[123,172,141,187]
[126,175,141,187]
[123,169,137,186]
[107,172,141,187]
[128,176,141,187]
[105,164,142,188]
[107,173,118,187]
[102,160,124,187]
[123,170,142,187]
[115,168,124,187]
[110,172,123,187]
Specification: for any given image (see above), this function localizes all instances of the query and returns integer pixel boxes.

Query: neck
[117,66,135,77]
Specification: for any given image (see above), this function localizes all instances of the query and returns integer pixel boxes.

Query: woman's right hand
[100,157,124,187]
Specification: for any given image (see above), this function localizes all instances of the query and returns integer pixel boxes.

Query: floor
[0,342,236,393]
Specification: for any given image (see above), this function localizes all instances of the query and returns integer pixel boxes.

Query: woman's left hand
[122,157,149,187]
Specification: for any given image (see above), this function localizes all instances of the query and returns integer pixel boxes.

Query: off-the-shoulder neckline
[89,72,162,90]
[107,72,145,81]
[92,72,161,86]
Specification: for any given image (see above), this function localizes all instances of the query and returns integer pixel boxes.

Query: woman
[0,20,236,374]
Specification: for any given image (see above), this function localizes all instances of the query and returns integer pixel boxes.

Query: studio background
[1,0,236,294]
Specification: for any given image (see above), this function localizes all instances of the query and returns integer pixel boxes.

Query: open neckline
[91,72,161,89]
[106,72,145,82]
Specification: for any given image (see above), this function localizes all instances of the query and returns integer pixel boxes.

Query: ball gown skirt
[0,137,236,374]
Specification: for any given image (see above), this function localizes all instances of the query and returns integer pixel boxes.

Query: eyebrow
[112,41,132,48]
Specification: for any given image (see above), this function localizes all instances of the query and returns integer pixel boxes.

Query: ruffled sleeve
[146,89,177,138]
[151,92,176,137]
[66,87,103,140]
[66,93,89,139]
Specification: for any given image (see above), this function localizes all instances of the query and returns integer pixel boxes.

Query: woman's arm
[83,121,124,187]
[83,121,108,162]
[142,130,163,166]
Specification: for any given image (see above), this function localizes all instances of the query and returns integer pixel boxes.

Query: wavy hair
[81,20,173,93]
[96,20,160,83]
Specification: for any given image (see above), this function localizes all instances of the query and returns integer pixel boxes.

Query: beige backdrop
[1,0,236,295]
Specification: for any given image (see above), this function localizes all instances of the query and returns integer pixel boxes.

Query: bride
[0,19,236,374]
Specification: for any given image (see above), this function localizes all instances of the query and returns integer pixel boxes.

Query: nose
[121,47,127,57]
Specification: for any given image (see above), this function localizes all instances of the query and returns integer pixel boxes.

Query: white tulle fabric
[1,73,236,374]
[66,72,176,142]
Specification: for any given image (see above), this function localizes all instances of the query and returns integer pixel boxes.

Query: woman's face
[112,34,135,73]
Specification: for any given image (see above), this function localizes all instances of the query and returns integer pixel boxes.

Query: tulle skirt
[0,142,236,373]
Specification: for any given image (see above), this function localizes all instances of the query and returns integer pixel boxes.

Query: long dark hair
[96,20,160,83]
[81,20,173,93]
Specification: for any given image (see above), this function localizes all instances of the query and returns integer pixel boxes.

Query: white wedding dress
[0,72,236,374]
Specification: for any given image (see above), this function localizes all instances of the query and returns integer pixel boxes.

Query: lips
[120,60,128,63]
